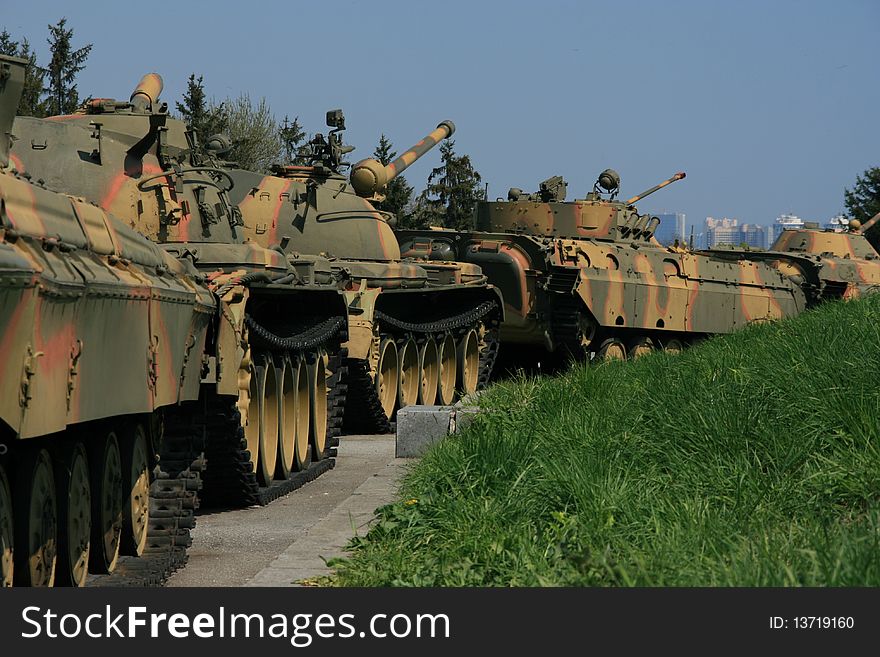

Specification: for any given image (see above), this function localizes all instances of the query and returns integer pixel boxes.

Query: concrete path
[166,434,408,587]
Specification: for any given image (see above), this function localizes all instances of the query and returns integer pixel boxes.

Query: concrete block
[395,406,452,457]
[395,405,481,458]
[451,407,480,434]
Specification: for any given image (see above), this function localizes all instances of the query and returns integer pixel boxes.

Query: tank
[9,73,351,517]
[397,169,807,364]
[0,55,216,586]
[704,214,880,302]
[223,112,504,432]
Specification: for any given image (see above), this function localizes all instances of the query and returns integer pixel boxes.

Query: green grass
[332,296,880,586]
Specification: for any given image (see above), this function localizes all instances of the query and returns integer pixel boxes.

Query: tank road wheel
[256,355,279,487]
[419,338,440,406]
[457,329,480,397]
[661,339,684,355]
[374,338,399,421]
[398,338,420,410]
[292,356,312,470]
[14,448,57,586]
[55,443,91,587]
[89,432,123,574]
[595,338,627,363]
[0,461,14,587]
[437,334,458,406]
[627,337,654,360]
[277,358,296,479]
[243,359,261,481]
[309,350,330,460]
[120,425,150,557]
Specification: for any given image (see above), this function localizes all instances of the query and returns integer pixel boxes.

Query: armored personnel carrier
[223,112,503,432]
[397,169,807,363]
[0,54,214,586]
[705,213,880,303]
[10,74,350,511]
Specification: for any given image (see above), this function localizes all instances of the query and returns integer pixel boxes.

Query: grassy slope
[333,297,880,586]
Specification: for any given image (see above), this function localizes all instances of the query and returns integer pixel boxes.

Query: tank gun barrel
[0,54,26,167]
[130,73,164,111]
[859,211,880,235]
[350,120,455,198]
[625,171,686,206]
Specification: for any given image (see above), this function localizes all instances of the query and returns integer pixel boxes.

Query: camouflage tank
[397,169,807,363]
[0,54,215,586]
[705,213,880,302]
[222,112,503,432]
[10,74,351,512]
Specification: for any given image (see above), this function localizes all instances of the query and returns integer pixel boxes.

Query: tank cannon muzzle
[350,120,455,198]
[130,73,164,111]
[625,171,686,206]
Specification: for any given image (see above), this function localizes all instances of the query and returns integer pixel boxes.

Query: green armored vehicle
[397,169,807,363]
[222,112,503,432]
[10,74,350,511]
[0,55,214,587]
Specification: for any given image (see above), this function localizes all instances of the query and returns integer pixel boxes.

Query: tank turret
[350,120,455,199]
[476,169,686,242]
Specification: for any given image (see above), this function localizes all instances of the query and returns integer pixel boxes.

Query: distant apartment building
[703,217,770,249]
[825,214,849,232]
[705,217,738,248]
[769,213,805,246]
[651,211,687,245]
[740,223,768,248]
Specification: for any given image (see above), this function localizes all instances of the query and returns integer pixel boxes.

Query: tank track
[548,267,589,359]
[86,413,204,587]
[325,347,348,450]
[342,300,502,434]
[476,324,501,391]
[199,309,348,508]
[342,358,395,435]
[199,391,338,509]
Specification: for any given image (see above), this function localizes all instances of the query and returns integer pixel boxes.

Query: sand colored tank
[0,55,218,586]
[223,112,503,432]
[10,72,352,530]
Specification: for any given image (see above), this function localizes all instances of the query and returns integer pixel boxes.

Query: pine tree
[0,30,16,55]
[279,115,309,165]
[175,74,227,143]
[372,134,414,225]
[417,140,482,230]
[43,18,92,116]
[176,74,208,132]
[845,167,880,224]
[0,30,47,116]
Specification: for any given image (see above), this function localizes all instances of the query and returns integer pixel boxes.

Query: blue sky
[5,0,879,229]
